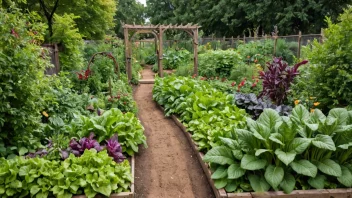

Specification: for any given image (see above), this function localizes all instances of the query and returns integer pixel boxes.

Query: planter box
[72,156,135,198]
[156,103,352,198]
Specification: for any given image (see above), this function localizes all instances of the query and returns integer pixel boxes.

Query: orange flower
[254,59,258,63]
[313,102,320,106]
[42,111,49,117]
[294,100,300,106]
[309,97,316,100]
[247,56,250,59]
[310,109,315,113]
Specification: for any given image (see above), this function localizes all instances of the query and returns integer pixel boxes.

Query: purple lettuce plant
[61,133,125,163]
[258,57,308,105]
[106,135,125,163]
[61,133,103,159]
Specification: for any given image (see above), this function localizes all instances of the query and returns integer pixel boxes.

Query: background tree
[146,0,352,36]
[114,0,145,38]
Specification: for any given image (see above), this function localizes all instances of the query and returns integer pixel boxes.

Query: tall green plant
[0,8,51,151]
[303,7,352,110]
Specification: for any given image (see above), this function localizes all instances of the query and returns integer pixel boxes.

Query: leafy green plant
[153,76,247,152]
[0,149,132,198]
[68,108,147,156]
[203,105,352,193]
[198,49,242,78]
[163,49,191,70]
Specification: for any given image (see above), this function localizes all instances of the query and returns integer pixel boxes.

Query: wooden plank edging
[156,103,352,198]
[72,155,135,198]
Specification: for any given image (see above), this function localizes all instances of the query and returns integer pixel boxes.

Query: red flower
[231,82,236,87]
[251,83,257,87]
[239,80,245,86]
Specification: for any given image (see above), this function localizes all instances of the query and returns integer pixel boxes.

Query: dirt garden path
[133,66,215,198]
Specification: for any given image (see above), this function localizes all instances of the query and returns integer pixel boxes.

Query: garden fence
[136,32,324,59]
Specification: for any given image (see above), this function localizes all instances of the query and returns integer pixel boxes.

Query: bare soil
[133,68,215,198]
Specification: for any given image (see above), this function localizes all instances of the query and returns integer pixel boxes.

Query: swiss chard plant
[259,58,308,105]
[203,105,352,193]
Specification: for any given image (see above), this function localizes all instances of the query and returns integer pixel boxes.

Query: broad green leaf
[214,178,227,189]
[0,186,4,194]
[219,137,240,150]
[269,133,284,145]
[9,180,22,188]
[316,159,341,177]
[225,180,238,192]
[203,146,235,165]
[30,185,40,195]
[257,109,281,131]
[280,172,295,194]
[308,174,326,189]
[18,147,28,156]
[288,138,311,154]
[211,166,228,179]
[232,150,243,160]
[96,185,111,196]
[241,154,266,170]
[328,108,348,125]
[248,174,270,192]
[36,192,49,198]
[264,165,284,188]
[290,160,317,177]
[305,122,319,131]
[247,118,270,141]
[312,134,336,151]
[338,142,352,149]
[275,149,296,166]
[255,149,272,156]
[291,104,310,122]
[228,164,245,179]
[337,166,352,187]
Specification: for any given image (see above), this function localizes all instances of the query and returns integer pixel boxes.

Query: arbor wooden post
[231,36,234,48]
[320,28,324,43]
[123,28,132,82]
[193,28,199,76]
[297,31,302,59]
[243,34,246,44]
[158,27,163,77]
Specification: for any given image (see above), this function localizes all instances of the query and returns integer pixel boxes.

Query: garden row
[153,75,352,195]
[0,8,146,198]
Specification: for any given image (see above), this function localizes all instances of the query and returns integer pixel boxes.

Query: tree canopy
[146,0,352,36]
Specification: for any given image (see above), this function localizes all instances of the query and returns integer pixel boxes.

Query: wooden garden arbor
[123,24,200,82]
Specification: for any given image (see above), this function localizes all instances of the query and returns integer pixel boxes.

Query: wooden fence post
[320,28,324,43]
[231,36,234,48]
[243,34,246,44]
[297,31,302,59]
[273,36,278,56]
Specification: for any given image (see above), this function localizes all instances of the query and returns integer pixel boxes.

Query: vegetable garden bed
[157,104,352,198]
[73,156,135,198]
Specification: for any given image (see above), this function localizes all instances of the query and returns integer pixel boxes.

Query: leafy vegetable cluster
[204,105,352,193]
[0,149,132,198]
[153,76,247,152]
[68,108,147,156]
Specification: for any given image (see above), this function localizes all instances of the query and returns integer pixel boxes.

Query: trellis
[123,24,200,82]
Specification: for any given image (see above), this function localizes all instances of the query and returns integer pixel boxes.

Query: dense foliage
[0,149,132,198]
[0,8,51,152]
[146,0,351,36]
[153,76,247,151]
[300,7,352,111]
[204,106,352,193]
